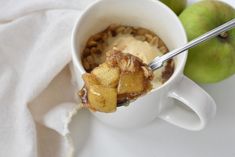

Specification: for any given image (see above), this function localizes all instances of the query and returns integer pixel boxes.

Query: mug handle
[159,75,216,131]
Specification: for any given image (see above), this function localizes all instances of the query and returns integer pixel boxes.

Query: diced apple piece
[88,85,117,113]
[117,71,145,94]
[91,63,120,87]
[82,73,100,89]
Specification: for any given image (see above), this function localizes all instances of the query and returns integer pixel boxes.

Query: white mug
[71,0,216,130]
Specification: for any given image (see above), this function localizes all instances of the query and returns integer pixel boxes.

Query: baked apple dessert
[79,49,153,112]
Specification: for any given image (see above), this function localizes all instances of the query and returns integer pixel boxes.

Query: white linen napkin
[0,0,95,156]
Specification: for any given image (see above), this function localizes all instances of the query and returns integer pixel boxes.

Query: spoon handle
[149,18,235,71]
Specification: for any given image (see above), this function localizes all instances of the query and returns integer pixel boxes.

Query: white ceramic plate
[69,0,235,156]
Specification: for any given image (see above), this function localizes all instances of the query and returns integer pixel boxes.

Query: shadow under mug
[71,0,216,130]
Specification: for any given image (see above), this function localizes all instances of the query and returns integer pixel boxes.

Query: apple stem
[219,32,228,39]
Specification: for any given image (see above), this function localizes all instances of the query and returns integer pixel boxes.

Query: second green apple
[160,0,187,15]
[179,1,235,83]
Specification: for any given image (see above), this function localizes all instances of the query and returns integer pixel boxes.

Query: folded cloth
[0,0,95,157]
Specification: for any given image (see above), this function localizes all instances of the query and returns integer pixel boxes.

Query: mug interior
[72,0,188,90]
[71,0,189,128]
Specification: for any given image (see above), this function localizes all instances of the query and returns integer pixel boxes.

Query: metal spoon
[118,18,235,107]
[148,18,235,71]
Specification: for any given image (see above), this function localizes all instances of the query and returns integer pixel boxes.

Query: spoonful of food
[79,18,235,113]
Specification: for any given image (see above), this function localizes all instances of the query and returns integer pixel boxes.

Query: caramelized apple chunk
[91,63,120,87]
[88,85,117,112]
[82,73,100,89]
[117,70,145,94]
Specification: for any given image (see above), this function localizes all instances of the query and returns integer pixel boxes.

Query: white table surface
[69,0,235,156]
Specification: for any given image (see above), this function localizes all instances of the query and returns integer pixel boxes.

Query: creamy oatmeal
[82,24,174,88]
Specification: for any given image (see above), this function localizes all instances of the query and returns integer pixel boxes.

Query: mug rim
[71,0,188,92]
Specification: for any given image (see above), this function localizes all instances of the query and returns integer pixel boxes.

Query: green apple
[160,0,187,15]
[179,1,235,83]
